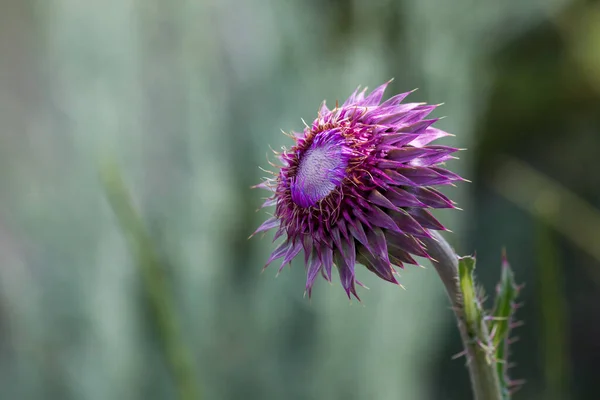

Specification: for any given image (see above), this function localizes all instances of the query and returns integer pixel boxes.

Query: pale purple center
[291,135,348,208]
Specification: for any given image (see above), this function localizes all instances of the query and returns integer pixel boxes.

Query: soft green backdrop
[1,0,598,399]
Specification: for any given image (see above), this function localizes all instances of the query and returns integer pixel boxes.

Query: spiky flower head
[253,81,463,299]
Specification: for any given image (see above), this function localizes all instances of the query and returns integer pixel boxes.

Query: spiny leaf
[458,256,482,335]
[458,256,498,367]
[489,251,522,399]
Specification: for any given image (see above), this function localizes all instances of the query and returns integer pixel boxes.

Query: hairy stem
[423,230,503,400]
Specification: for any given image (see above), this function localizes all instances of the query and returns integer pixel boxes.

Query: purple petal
[411,187,455,208]
[272,225,285,242]
[384,169,417,186]
[305,251,323,297]
[408,154,456,167]
[395,105,437,125]
[363,107,406,123]
[366,206,403,233]
[338,219,350,240]
[386,231,430,258]
[361,81,390,106]
[302,235,313,264]
[347,220,370,251]
[358,249,398,283]
[354,87,368,104]
[260,198,277,208]
[252,181,274,191]
[318,100,329,116]
[407,145,458,167]
[375,103,424,125]
[368,190,399,211]
[334,251,359,300]
[292,130,305,139]
[279,240,303,272]
[339,233,356,274]
[389,249,418,266]
[352,207,373,230]
[320,268,329,281]
[392,167,450,186]
[384,187,426,208]
[379,132,421,146]
[252,217,279,236]
[321,245,334,282]
[389,209,430,238]
[332,228,357,295]
[265,240,291,267]
[430,166,464,182]
[366,227,389,262]
[331,226,343,252]
[408,208,446,230]
[355,279,368,289]
[342,86,362,107]
[382,147,441,165]
[408,127,450,147]
[396,119,438,135]
[380,91,413,108]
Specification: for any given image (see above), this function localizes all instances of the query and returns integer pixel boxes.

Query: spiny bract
[253,81,463,299]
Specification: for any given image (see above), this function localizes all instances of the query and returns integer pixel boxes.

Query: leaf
[489,252,522,399]
[458,256,482,337]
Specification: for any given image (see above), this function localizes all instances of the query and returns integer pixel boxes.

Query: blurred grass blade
[101,160,201,400]
[536,222,570,400]
[491,156,600,285]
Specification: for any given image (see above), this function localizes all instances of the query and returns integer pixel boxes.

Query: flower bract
[253,81,463,299]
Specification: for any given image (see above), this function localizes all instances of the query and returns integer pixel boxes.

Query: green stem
[423,231,503,400]
[101,162,201,400]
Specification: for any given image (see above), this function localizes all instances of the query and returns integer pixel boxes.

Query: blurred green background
[1,0,599,399]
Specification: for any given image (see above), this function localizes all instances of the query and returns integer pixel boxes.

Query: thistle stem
[423,230,503,400]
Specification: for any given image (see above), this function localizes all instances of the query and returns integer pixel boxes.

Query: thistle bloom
[253,81,463,299]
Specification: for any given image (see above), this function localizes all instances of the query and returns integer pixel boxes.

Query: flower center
[291,134,348,208]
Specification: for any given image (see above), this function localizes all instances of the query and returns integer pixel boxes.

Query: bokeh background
[1,0,599,399]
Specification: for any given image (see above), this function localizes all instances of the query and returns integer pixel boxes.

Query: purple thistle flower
[253,80,464,299]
